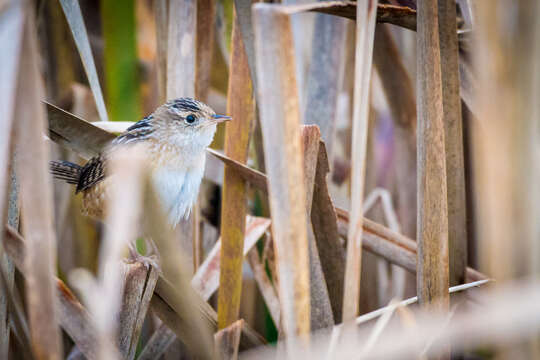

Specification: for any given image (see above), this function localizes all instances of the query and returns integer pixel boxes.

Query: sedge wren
[50,97,231,226]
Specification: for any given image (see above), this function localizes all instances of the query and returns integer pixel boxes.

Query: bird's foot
[127,241,161,273]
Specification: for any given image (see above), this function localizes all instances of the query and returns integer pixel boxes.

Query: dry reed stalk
[46,102,115,159]
[59,0,108,121]
[167,0,196,98]
[457,0,474,28]
[167,0,198,277]
[56,279,98,360]
[233,0,257,91]
[310,141,345,322]
[245,279,539,360]
[195,0,215,101]
[193,216,271,301]
[0,4,24,357]
[192,202,202,271]
[214,319,244,360]
[0,252,32,359]
[335,214,486,282]
[207,148,267,190]
[474,7,540,356]
[438,0,467,286]
[342,0,378,322]
[143,192,214,358]
[246,244,281,326]
[218,10,255,329]
[474,0,540,280]
[150,287,265,351]
[44,103,484,282]
[301,126,335,330]
[373,24,417,241]
[4,223,265,357]
[283,2,416,31]
[303,11,347,156]
[118,262,159,359]
[416,0,449,315]
[5,224,97,360]
[137,321,176,360]
[72,148,149,360]
[154,0,168,103]
[14,9,63,359]
[253,4,311,350]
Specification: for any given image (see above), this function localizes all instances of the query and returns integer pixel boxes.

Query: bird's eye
[185,114,196,124]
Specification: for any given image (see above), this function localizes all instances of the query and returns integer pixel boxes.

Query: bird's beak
[211,114,232,124]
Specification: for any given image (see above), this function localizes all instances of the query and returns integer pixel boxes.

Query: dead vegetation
[1,0,539,359]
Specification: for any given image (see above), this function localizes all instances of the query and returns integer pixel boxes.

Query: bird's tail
[49,160,81,185]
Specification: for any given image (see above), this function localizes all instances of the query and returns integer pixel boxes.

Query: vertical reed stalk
[416,0,450,344]
[342,0,378,322]
[217,9,255,329]
[438,0,467,287]
[253,4,311,353]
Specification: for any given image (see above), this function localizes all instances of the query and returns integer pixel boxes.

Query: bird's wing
[76,154,106,193]
[76,114,155,193]
[112,114,155,145]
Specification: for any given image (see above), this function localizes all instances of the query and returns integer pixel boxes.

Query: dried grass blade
[137,323,176,360]
[0,1,23,223]
[301,126,334,330]
[0,4,24,357]
[354,279,489,326]
[359,298,399,356]
[253,4,311,350]
[73,148,149,360]
[342,0,378,322]
[4,224,99,360]
[46,102,115,160]
[246,245,280,326]
[310,142,345,322]
[246,279,523,360]
[218,10,255,329]
[118,262,159,359]
[214,319,244,360]
[14,9,63,359]
[0,258,32,359]
[56,279,98,360]
[150,288,265,351]
[207,149,267,191]
[59,0,109,121]
[193,216,271,301]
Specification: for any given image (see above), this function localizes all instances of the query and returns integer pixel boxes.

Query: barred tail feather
[49,161,81,185]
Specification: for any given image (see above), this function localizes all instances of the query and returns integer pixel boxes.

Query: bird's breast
[151,152,206,226]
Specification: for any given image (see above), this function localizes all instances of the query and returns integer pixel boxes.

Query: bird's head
[153,97,231,150]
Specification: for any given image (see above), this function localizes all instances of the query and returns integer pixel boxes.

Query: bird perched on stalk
[50,97,231,227]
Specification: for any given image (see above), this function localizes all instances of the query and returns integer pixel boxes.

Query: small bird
[50,97,231,226]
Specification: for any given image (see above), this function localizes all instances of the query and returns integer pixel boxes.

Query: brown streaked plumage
[50,97,231,225]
